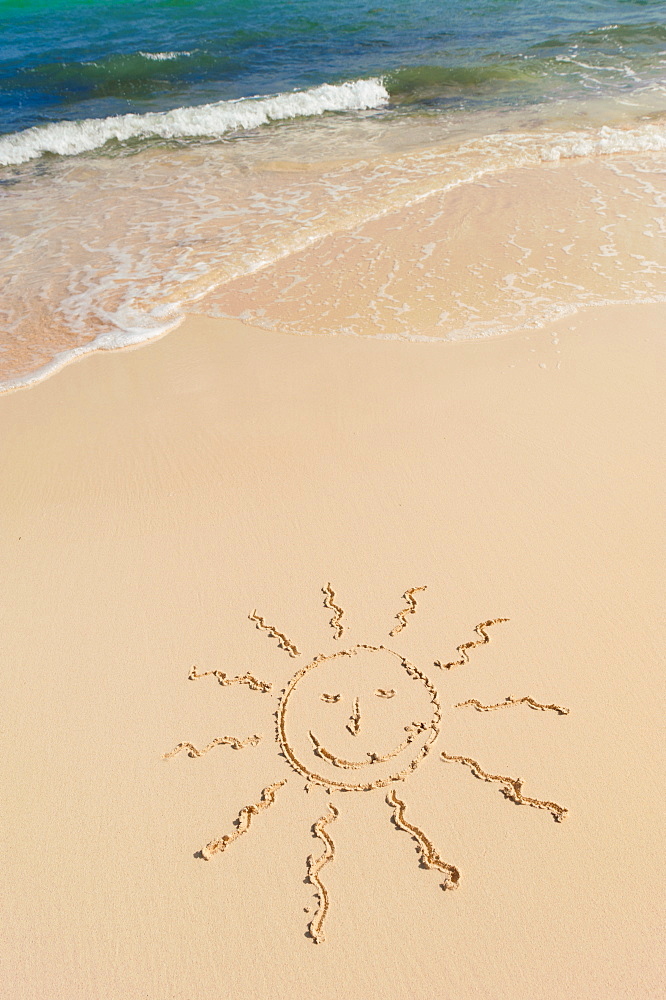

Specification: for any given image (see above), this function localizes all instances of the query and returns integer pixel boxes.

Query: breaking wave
[0,78,389,166]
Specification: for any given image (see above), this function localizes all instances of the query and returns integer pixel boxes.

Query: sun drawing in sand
[164,585,569,943]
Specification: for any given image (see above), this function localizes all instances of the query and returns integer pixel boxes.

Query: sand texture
[1,302,664,999]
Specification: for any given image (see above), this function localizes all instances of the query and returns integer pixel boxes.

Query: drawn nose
[347,696,361,736]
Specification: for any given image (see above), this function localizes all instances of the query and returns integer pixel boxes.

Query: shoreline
[1,290,665,397]
[2,139,665,394]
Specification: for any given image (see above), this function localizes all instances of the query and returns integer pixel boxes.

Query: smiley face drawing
[278,644,441,791]
[164,585,569,943]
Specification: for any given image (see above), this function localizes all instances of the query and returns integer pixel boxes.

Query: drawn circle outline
[277,644,441,791]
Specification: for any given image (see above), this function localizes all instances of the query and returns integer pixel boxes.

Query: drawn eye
[320,693,341,703]
[375,689,396,699]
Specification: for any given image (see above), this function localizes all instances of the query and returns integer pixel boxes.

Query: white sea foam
[138,51,192,61]
[0,78,390,166]
[0,318,182,394]
[538,124,666,160]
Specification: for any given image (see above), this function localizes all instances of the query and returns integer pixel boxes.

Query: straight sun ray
[248,610,301,657]
[441,750,567,821]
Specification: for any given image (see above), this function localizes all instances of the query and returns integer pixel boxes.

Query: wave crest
[0,78,389,166]
[138,51,193,61]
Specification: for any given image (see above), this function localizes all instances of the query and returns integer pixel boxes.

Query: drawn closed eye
[375,689,396,699]
[321,693,341,703]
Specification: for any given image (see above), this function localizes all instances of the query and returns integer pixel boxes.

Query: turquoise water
[1,0,665,140]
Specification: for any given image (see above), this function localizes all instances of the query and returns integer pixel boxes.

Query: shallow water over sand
[1,108,665,390]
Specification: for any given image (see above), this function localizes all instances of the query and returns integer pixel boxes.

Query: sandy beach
[2,3,665,994]
[1,300,663,998]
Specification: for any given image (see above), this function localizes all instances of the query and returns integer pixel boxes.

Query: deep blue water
[1,0,665,136]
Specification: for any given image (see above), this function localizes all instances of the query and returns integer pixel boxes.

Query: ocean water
[2,0,666,139]
[1,0,665,388]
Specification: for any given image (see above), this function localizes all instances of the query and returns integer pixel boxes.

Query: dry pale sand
[1,303,664,999]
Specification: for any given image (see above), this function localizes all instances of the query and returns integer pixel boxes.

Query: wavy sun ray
[434,617,509,670]
[201,780,287,860]
[387,789,460,889]
[441,750,567,821]
[389,585,427,636]
[306,803,339,944]
[456,695,570,715]
[322,583,346,639]
[189,665,272,691]
[248,610,301,657]
[162,734,262,759]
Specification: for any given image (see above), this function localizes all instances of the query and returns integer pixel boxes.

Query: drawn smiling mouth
[308,722,430,770]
